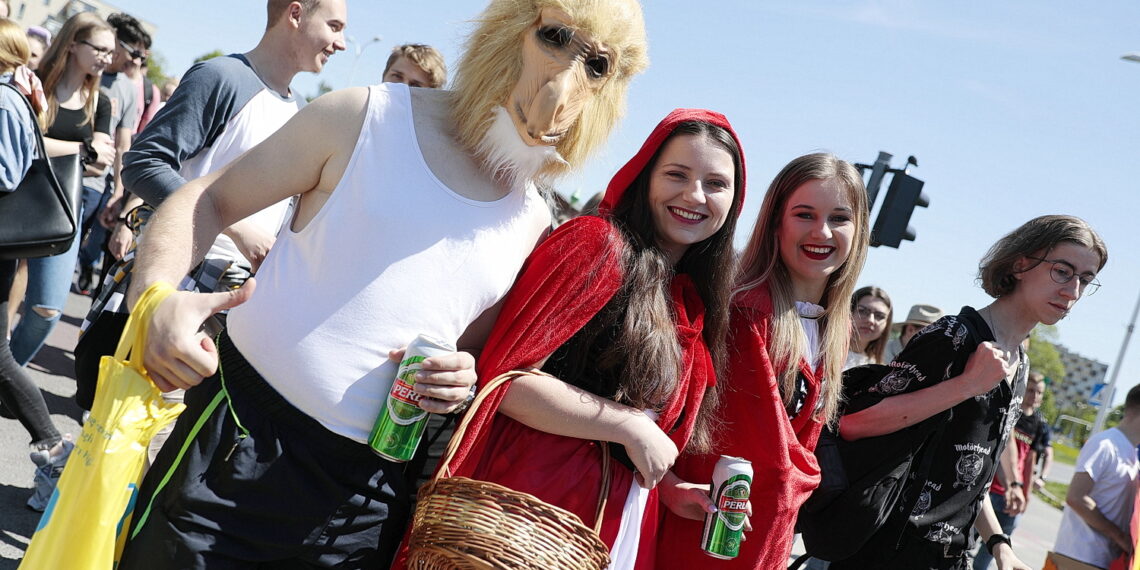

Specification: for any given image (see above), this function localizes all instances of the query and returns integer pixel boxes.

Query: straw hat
[892,304,944,331]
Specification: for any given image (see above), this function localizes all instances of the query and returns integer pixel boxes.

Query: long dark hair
[599,121,743,452]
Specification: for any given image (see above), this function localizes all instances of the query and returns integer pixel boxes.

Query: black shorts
[831,530,970,570]
[119,331,413,569]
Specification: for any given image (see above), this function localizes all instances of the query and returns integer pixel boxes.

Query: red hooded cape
[657,284,826,569]
[432,109,746,563]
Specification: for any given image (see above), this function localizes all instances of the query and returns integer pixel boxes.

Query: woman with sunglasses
[846,286,893,368]
[9,12,115,367]
[833,215,1106,570]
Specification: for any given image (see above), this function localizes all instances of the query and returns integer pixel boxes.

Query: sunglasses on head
[120,41,147,63]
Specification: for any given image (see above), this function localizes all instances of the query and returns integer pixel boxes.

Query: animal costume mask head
[452,0,648,182]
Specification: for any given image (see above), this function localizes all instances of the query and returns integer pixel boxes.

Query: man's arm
[129,87,369,392]
[1037,446,1054,489]
[1066,471,1134,554]
[841,341,1010,440]
[121,58,242,206]
[99,125,135,227]
[974,494,1032,570]
[1000,431,1027,514]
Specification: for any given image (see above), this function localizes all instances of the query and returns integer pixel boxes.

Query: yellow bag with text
[21,282,185,569]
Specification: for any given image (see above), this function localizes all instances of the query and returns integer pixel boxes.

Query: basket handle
[436,369,612,534]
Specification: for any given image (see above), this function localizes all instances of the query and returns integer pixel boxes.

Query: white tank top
[227,83,549,442]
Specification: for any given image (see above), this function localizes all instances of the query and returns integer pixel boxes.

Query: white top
[227,83,550,442]
[796,301,824,367]
[183,86,303,266]
[844,350,872,370]
[1054,427,1140,568]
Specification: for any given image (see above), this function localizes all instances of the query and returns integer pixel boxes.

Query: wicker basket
[406,371,612,569]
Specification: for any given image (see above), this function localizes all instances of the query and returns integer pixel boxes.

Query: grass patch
[1035,481,1068,510]
[1053,442,1079,466]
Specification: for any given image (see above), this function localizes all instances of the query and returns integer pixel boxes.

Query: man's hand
[388,348,476,414]
[106,223,133,261]
[1108,524,1135,554]
[1004,485,1027,515]
[993,543,1032,570]
[959,342,1015,397]
[223,218,276,271]
[99,194,124,229]
[143,280,256,392]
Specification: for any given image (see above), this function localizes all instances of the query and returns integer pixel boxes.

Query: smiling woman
[658,153,869,570]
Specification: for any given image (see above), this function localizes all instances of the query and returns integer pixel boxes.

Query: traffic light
[871,172,929,248]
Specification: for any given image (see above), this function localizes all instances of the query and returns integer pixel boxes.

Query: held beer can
[367,334,456,462]
[701,455,753,559]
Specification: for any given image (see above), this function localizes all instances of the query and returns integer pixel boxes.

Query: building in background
[1053,344,1110,413]
[8,0,155,39]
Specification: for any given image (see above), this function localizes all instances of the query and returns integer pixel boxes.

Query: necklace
[978,307,1019,368]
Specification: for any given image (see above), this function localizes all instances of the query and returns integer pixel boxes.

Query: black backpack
[795,321,983,563]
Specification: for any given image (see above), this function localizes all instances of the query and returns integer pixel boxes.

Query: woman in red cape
[656,154,870,568]
[431,108,747,568]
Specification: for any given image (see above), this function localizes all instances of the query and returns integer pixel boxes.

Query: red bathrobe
[657,283,826,569]
[395,108,746,569]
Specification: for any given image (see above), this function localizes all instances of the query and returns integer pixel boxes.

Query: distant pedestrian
[1049,384,1140,570]
[883,303,944,362]
[381,43,446,88]
[846,285,893,368]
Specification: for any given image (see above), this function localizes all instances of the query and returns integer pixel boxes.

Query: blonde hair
[0,19,29,73]
[451,0,648,179]
[384,44,447,89]
[35,12,111,130]
[735,153,870,425]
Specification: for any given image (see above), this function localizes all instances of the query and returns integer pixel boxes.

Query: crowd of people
[0,0,1131,569]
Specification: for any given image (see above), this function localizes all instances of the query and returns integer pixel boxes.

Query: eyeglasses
[79,40,114,59]
[855,305,889,322]
[1027,256,1100,296]
[120,41,147,64]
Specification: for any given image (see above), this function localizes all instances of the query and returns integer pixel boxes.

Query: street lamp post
[1095,53,1140,434]
[347,35,383,87]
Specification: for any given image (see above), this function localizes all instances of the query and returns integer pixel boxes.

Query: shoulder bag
[0,82,82,259]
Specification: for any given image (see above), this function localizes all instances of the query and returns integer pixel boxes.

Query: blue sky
[112,1,1140,405]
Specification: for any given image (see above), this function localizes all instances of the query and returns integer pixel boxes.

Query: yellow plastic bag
[21,282,185,569]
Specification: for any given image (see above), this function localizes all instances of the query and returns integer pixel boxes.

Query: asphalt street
[0,291,1069,569]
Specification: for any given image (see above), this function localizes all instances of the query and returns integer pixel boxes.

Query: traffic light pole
[1092,288,1140,434]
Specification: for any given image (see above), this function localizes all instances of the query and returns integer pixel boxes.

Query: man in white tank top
[119,1,649,567]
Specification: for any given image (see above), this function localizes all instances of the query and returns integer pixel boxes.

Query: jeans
[0,260,61,446]
[970,491,1020,570]
[9,185,94,365]
[78,184,110,270]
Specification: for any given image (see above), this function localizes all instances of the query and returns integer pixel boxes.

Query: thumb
[207,277,257,313]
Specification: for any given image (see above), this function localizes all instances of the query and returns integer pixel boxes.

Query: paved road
[0,292,87,570]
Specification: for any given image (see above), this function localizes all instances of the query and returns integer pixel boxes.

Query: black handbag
[0,82,82,259]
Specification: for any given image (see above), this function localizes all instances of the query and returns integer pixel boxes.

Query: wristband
[1008,481,1023,488]
[985,533,1012,555]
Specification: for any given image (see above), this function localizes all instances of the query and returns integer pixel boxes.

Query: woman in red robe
[657,153,870,568]
[440,108,748,568]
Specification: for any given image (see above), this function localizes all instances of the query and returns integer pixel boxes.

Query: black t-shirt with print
[866,307,1027,558]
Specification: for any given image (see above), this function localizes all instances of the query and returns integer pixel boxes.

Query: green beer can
[701,455,753,559]
[367,334,456,462]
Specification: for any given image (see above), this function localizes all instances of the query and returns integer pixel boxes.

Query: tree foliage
[145,51,168,86]
[1027,326,1065,386]
[194,50,226,64]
